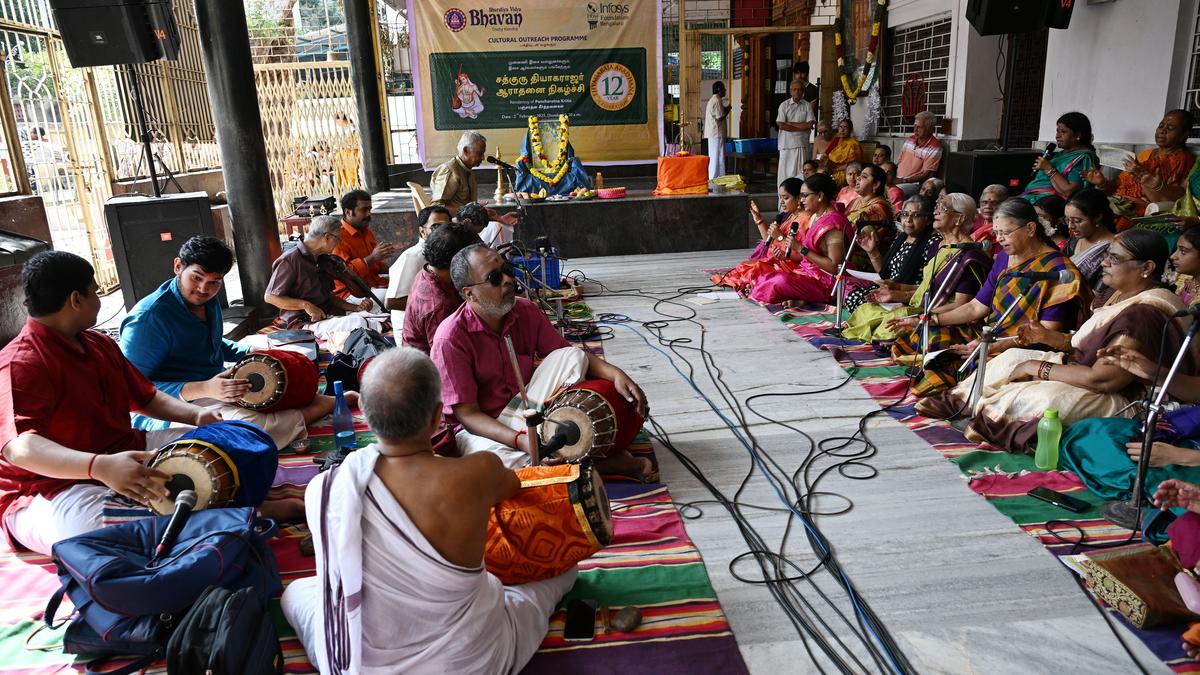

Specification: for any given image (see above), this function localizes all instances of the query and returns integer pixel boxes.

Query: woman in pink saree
[751,173,855,305]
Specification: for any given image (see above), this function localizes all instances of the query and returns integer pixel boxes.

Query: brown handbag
[1082,543,1200,628]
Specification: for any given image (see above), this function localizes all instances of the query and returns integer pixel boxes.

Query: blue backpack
[45,507,281,672]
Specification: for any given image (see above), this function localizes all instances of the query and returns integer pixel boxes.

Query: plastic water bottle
[332,381,356,452]
[1034,408,1062,470]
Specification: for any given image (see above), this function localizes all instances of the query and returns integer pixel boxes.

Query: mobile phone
[1027,486,1090,514]
[562,599,596,642]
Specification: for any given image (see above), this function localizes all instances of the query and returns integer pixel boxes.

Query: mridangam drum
[232,349,319,413]
[484,463,612,585]
[539,379,644,462]
[147,420,278,515]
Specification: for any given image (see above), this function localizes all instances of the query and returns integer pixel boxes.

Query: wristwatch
[799,246,811,256]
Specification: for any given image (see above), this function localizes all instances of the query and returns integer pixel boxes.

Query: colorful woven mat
[0,304,746,673]
[772,301,1200,673]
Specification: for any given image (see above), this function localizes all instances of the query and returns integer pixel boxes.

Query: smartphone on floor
[1027,486,1090,514]
[563,599,597,642]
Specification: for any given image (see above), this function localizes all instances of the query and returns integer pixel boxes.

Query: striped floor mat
[773,301,1200,673]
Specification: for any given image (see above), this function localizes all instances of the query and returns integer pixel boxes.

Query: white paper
[879,302,903,311]
[685,295,717,306]
[697,291,741,300]
[847,269,882,283]
[1098,145,1135,170]
[923,349,949,367]
[1059,554,1090,578]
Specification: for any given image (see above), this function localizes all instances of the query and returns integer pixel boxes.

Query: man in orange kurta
[332,189,397,298]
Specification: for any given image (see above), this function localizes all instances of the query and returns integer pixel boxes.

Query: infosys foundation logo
[444,8,467,32]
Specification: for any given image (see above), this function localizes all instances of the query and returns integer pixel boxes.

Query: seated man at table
[402,222,480,353]
[121,235,345,450]
[331,189,396,299]
[430,244,654,479]
[384,205,452,328]
[430,130,519,227]
[0,251,222,554]
[281,347,576,673]
[265,215,386,339]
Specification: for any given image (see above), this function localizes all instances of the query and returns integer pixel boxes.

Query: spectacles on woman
[993,224,1029,239]
[934,202,954,214]
[463,261,516,288]
[1063,216,1087,227]
[1102,251,1137,265]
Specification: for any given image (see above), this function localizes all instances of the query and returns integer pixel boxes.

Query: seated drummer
[264,215,385,339]
[120,236,349,450]
[384,205,452,328]
[0,252,221,554]
[282,347,575,672]
[401,222,480,353]
[430,244,653,479]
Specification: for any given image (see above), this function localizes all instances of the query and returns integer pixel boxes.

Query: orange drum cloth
[652,155,709,196]
[484,464,613,585]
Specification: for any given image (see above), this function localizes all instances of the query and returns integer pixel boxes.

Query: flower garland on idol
[519,114,571,186]
[834,0,887,103]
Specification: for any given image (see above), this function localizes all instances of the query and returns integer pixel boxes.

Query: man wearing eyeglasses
[264,216,385,340]
[430,244,653,480]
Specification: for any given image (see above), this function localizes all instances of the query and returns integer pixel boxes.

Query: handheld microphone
[1031,143,1057,177]
[154,489,197,558]
[1173,305,1200,318]
[950,240,993,252]
[1009,269,1073,283]
[539,419,581,456]
[487,155,518,171]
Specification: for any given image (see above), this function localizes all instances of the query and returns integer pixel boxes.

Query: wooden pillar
[820,28,837,124]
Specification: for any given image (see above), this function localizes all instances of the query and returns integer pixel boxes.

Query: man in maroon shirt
[0,252,222,554]
[430,244,653,479]
[402,222,480,353]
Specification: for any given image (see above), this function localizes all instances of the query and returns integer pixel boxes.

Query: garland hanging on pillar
[834,0,887,104]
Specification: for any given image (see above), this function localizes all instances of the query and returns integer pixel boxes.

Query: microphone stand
[918,252,969,360]
[828,230,863,334]
[1101,316,1200,531]
[958,282,1038,415]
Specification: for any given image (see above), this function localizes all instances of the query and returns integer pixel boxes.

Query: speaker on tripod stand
[49,0,180,68]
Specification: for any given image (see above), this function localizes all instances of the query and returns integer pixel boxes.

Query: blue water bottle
[332,381,356,452]
[1034,408,1062,471]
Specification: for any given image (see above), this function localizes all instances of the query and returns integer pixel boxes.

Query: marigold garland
[834,0,887,103]
[519,114,571,186]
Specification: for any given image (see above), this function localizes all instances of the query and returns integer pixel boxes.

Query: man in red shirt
[402,222,479,353]
[430,244,653,480]
[332,189,397,298]
[0,252,221,554]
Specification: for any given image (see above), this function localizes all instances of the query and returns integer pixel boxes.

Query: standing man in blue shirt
[120,236,347,449]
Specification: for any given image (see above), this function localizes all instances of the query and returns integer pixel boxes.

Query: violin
[317,253,387,311]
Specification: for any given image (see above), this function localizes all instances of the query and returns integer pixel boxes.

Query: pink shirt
[897,134,943,181]
[430,298,571,422]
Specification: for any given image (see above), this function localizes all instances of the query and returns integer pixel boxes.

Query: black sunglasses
[464,261,516,288]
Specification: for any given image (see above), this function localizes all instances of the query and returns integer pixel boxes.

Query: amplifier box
[104,192,223,310]
[944,150,1041,201]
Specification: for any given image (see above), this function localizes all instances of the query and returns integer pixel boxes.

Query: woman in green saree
[1020,112,1097,204]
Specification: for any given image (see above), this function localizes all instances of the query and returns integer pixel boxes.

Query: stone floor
[566,249,1167,674]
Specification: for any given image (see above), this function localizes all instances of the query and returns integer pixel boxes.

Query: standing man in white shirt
[776,80,815,185]
[704,81,731,180]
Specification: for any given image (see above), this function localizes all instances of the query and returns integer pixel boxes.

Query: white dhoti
[4,426,191,555]
[302,310,388,340]
[778,147,808,185]
[454,347,589,469]
[281,445,576,674]
[707,136,726,179]
[190,399,306,451]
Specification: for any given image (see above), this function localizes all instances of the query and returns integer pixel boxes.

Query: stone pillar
[193,0,279,314]
[344,0,390,193]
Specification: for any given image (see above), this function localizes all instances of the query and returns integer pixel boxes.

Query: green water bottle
[1034,408,1062,470]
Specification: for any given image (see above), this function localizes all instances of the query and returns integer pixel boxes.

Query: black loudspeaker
[944,150,1041,200]
[1044,0,1076,30]
[50,0,180,68]
[104,192,222,310]
[965,0,1048,36]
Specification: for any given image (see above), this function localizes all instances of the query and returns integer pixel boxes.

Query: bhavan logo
[444,8,467,32]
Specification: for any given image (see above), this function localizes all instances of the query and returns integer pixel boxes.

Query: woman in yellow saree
[821,118,863,186]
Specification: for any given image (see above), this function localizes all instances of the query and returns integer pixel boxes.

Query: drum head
[540,406,596,462]
[233,355,286,409]
[582,465,613,545]
[147,442,239,515]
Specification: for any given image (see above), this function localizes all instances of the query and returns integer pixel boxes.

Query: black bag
[323,327,393,394]
[165,585,283,675]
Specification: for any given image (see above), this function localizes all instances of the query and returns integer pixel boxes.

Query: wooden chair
[406,182,430,212]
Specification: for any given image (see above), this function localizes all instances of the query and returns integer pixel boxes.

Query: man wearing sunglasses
[430,245,653,480]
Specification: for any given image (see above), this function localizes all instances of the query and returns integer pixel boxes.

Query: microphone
[487,155,517,171]
[154,489,197,558]
[1173,305,1200,318]
[1009,269,1073,283]
[539,419,581,456]
[1032,143,1057,177]
[950,240,993,252]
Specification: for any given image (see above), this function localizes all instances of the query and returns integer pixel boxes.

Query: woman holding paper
[1084,109,1195,232]
[843,194,987,343]
[888,198,1089,397]
[842,194,940,316]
